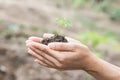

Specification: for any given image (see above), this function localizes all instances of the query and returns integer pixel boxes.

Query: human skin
[26,33,120,80]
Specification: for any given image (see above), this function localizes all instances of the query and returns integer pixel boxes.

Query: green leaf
[66,19,73,27]
[56,17,63,24]
[6,24,20,32]
[56,17,73,28]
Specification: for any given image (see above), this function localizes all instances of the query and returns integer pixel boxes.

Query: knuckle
[41,46,48,52]
[73,44,80,51]
[74,44,80,49]
[56,63,63,69]
[58,56,66,62]
[45,48,51,53]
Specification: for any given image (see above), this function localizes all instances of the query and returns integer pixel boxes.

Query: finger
[28,49,55,67]
[48,42,78,51]
[43,33,54,39]
[26,40,31,44]
[34,59,52,68]
[27,42,61,60]
[28,36,43,42]
[29,46,60,68]
[26,40,33,45]
[66,37,81,44]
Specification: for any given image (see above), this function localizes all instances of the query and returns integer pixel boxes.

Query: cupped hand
[26,33,94,70]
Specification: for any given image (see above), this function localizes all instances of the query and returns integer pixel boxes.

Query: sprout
[56,17,73,29]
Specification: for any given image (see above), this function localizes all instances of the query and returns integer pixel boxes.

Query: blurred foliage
[109,8,120,21]
[112,44,120,51]
[6,24,20,32]
[92,0,111,12]
[86,74,93,80]
[79,17,99,30]
[19,24,30,29]
[71,0,88,8]
[76,31,120,58]
[0,18,3,23]
[0,23,42,40]
[94,52,104,58]
[74,14,120,41]
[6,24,40,32]
[61,0,120,21]
[76,31,108,48]
[30,25,40,31]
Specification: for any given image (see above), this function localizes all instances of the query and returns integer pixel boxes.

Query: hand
[26,33,95,70]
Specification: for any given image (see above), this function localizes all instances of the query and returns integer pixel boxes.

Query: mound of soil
[41,35,68,45]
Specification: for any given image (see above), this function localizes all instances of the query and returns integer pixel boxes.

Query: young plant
[41,17,73,45]
[56,17,73,34]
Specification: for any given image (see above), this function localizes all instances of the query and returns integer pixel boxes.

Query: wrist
[82,52,120,80]
[81,52,99,71]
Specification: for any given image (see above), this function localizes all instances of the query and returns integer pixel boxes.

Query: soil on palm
[41,35,68,45]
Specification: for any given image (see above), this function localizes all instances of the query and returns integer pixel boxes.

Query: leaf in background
[76,31,109,47]
[111,43,120,52]
[92,38,100,47]
[6,24,20,32]
[94,52,104,58]
[109,8,120,21]
[0,18,3,23]
[72,0,87,8]
[31,25,40,31]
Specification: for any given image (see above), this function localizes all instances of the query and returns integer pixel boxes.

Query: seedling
[56,17,73,28]
[41,17,73,45]
[55,17,73,34]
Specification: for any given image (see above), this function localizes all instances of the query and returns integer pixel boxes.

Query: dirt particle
[41,35,68,45]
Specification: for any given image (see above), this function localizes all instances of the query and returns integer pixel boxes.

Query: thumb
[28,37,42,42]
[43,33,54,39]
[48,42,76,51]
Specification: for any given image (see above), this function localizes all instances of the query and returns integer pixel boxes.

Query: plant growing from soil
[41,17,73,45]
[56,17,73,33]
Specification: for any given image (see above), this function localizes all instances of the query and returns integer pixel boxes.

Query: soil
[41,35,68,45]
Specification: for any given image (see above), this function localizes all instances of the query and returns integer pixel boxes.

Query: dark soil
[41,35,68,45]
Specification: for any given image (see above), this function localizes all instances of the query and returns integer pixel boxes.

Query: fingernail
[34,59,38,62]
[28,42,35,46]
[26,43,29,47]
[25,40,28,43]
[26,40,33,45]
[26,43,31,47]
[28,36,35,39]
[28,50,32,54]
[28,49,31,53]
